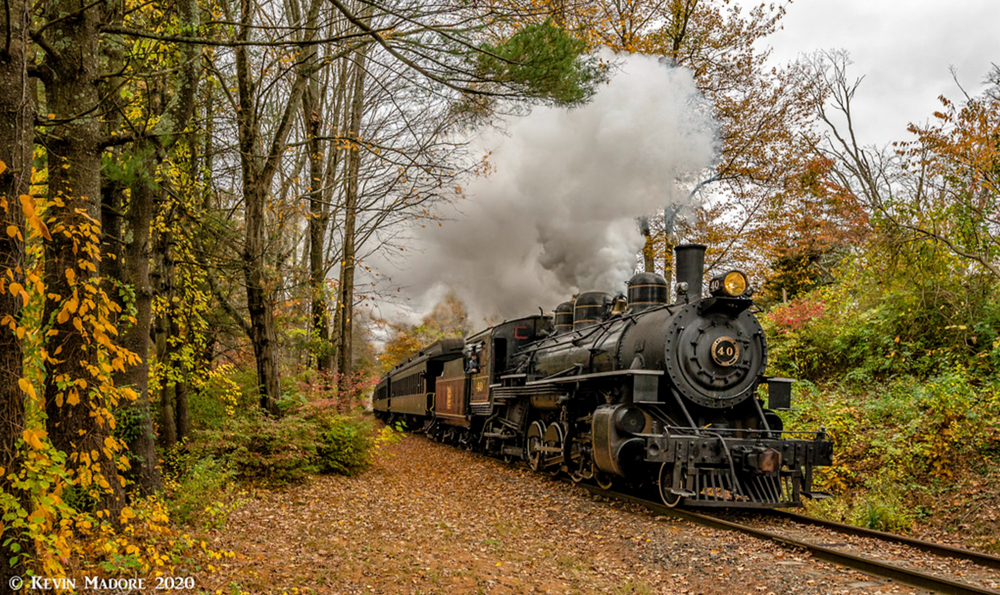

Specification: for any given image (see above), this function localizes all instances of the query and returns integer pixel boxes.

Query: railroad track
[581,484,1000,595]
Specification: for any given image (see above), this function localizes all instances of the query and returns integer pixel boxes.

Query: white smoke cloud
[375,53,717,325]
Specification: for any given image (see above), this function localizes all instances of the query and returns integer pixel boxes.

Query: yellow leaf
[0,160,6,175]
[66,389,80,406]
[65,268,76,284]
[22,428,45,450]
[17,378,35,400]
[6,225,18,238]
[57,307,70,324]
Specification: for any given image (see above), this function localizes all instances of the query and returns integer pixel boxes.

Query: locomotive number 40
[711,336,740,367]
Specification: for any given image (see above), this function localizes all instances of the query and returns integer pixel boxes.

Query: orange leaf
[21,193,51,241]
[18,194,35,219]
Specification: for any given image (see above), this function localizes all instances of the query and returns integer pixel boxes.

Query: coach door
[434,359,469,427]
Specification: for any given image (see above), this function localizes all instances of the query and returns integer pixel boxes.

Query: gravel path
[206,435,931,594]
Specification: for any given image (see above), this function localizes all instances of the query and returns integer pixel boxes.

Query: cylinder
[627,272,668,313]
[573,291,612,330]
[674,243,706,302]
[554,301,574,334]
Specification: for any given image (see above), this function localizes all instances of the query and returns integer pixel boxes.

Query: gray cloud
[761,0,1000,145]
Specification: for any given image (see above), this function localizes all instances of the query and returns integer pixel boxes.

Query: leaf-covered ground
[203,435,928,594]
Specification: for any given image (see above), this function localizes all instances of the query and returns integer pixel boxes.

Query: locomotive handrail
[525,368,663,386]
[534,366,579,381]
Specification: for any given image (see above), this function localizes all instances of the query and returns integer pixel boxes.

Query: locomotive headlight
[709,270,749,297]
[724,271,747,296]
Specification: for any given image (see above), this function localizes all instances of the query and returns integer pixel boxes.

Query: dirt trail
[205,435,924,594]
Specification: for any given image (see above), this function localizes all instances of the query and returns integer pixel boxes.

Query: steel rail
[580,485,1000,595]
[769,509,1000,572]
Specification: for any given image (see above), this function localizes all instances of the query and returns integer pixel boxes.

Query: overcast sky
[757,0,1000,146]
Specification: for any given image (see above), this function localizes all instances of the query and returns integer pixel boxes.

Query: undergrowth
[185,401,400,485]
[764,254,1000,549]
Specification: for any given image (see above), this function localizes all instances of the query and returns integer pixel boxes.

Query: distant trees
[811,53,1000,281]
[379,293,471,373]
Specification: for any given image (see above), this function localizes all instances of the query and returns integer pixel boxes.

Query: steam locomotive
[373,244,833,508]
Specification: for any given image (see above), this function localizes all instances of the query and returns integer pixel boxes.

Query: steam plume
[378,53,717,324]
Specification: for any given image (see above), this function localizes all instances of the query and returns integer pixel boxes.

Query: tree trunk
[640,217,655,273]
[664,236,675,288]
[153,225,177,447]
[115,178,162,492]
[0,0,35,577]
[335,49,368,397]
[292,0,333,373]
[175,378,190,441]
[39,0,126,517]
[97,7,162,494]
[236,0,281,414]
[242,180,282,415]
[306,84,333,372]
[235,0,310,414]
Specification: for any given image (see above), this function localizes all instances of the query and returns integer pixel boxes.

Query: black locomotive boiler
[374,244,833,508]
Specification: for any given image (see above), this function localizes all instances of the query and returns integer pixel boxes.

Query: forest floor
[199,435,942,595]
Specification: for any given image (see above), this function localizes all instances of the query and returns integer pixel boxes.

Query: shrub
[188,403,396,484]
[162,449,238,527]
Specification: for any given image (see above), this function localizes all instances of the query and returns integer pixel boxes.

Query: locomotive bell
[674,244,706,302]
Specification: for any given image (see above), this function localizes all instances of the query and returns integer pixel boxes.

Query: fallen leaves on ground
[203,435,923,594]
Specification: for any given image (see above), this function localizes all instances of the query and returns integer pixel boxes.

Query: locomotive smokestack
[674,243,706,302]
